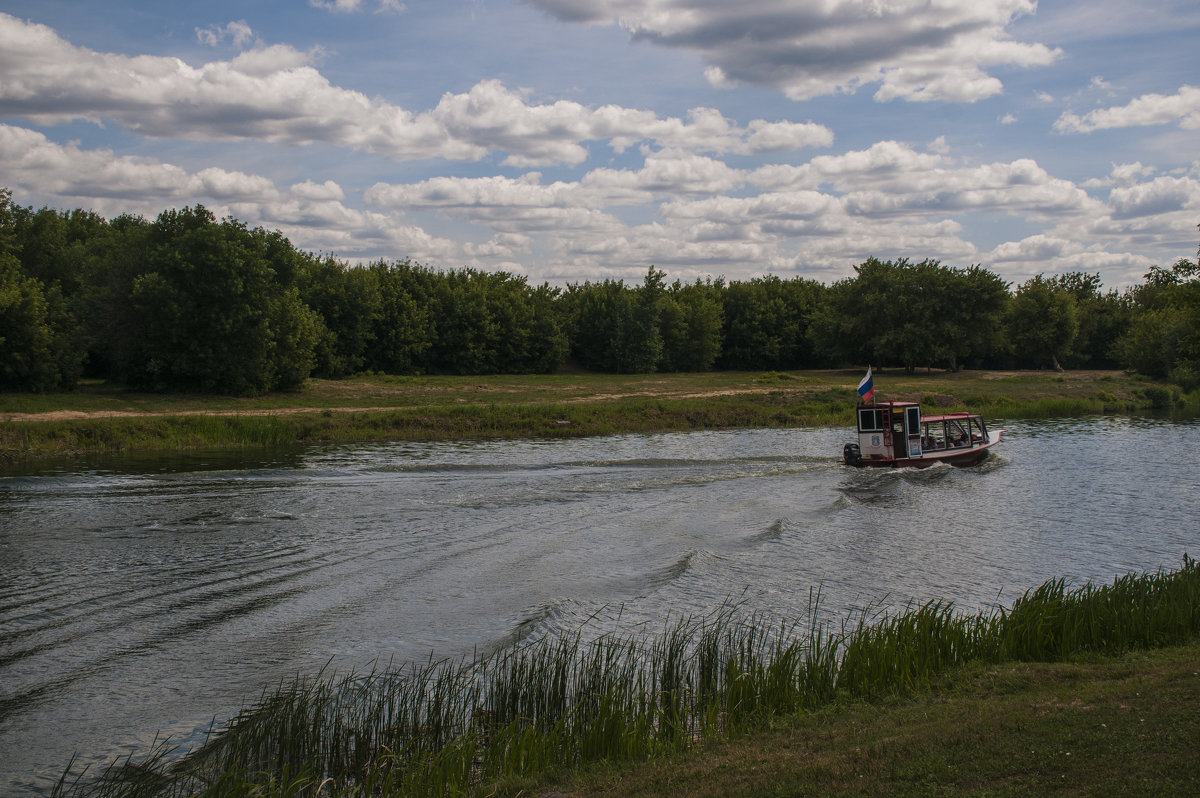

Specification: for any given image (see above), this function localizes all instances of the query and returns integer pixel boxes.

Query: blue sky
[2,0,1198,289]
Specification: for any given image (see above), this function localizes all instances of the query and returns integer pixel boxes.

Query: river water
[1,415,1197,794]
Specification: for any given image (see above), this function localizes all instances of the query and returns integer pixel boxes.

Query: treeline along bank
[2,189,1198,395]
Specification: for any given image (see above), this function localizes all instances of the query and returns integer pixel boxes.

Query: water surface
[1,416,1196,794]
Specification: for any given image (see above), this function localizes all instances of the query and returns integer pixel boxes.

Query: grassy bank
[4,369,1197,463]
[56,558,1200,797]
[561,642,1200,797]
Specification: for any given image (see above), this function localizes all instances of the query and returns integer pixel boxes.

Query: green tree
[562,268,665,374]
[10,204,108,299]
[297,255,382,378]
[659,278,724,372]
[520,280,569,373]
[0,190,84,391]
[78,213,152,380]
[365,260,432,374]
[1005,275,1079,370]
[625,266,665,373]
[1048,272,1130,368]
[946,266,1010,370]
[113,206,319,393]
[384,263,566,375]
[718,275,825,370]
[812,258,1005,372]
[1115,259,1200,388]
[563,279,632,372]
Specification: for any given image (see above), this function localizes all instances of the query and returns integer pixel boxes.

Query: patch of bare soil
[0,406,404,423]
[0,386,791,423]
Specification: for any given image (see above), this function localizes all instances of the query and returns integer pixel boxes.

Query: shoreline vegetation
[3,369,1198,465]
[55,559,1200,797]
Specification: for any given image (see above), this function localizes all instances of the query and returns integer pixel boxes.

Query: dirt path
[0,406,408,423]
[0,387,782,424]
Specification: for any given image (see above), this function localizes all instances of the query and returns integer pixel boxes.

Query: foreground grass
[3,369,1196,464]
[56,558,1200,797]
[558,643,1200,797]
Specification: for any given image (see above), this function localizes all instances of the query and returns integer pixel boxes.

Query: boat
[841,369,1004,468]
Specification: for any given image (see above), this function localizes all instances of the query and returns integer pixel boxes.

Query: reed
[56,558,1200,797]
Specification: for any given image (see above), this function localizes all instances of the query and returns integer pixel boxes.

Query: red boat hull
[851,431,1003,468]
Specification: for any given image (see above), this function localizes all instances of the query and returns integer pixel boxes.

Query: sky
[1,0,1198,290]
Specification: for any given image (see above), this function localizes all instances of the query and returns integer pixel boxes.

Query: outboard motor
[843,442,862,467]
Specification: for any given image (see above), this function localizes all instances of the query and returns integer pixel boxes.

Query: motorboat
[843,400,1004,468]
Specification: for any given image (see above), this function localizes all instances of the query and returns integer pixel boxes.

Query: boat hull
[849,430,1003,468]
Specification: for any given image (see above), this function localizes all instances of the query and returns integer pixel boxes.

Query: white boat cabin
[855,401,990,463]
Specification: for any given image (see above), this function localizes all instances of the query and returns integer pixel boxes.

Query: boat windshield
[921,416,984,450]
[946,419,970,447]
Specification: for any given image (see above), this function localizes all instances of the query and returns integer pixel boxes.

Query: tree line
[2,190,1198,394]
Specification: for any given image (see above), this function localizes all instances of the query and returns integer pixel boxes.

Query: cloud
[1054,85,1200,133]
[525,0,1060,102]
[747,141,1095,219]
[0,113,1184,288]
[984,234,1153,282]
[363,138,1141,282]
[0,124,274,202]
[367,149,747,217]
[196,20,255,48]
[1107,175,1200,219]
[1082,162,1157,188]
[0,14,830,166]
[309,0,404,13]
[0,123,456,262]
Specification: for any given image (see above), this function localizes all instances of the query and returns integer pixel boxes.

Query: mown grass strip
[6,370,1199,464]
[56,557,1200,797]
[2,391,860,464]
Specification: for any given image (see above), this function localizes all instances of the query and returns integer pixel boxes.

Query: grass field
[3,369,1195,463]
[552,642,1200,797]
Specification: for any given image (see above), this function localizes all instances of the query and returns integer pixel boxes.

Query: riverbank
[2,369,1194,463]
[54,560,1200,797]
[542,640,1200,797]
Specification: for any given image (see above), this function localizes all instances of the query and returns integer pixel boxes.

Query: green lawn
[524,642,1200,798]
[2,369,1193,463]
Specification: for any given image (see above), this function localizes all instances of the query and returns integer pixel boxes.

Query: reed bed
[57,557,1200,797]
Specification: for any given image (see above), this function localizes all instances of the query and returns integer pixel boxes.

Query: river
[1,415,1197,794]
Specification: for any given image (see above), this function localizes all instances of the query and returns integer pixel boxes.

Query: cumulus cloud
[0,124,276,203]
[984,234,1154,284]
[0,14,830,166]
[747,141,1096,219]
[1107,175,1200,219]
[1082,162,1157,188]
[525,0,1060,102]
[310,0,405,13]
[367,149,746,217]
[196,20,255,48]
[362,137,1160,282]
[0,123,456,261]
[1055,85,1200,133]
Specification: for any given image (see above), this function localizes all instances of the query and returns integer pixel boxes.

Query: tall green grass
[56,558,1200,797]
[3,393,855,464]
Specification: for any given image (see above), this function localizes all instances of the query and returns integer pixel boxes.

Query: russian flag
[857,366,875,404]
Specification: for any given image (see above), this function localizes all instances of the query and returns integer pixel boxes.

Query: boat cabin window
[858,408,885,432]
[906,407,921,436]
[921,421,948,450]
[947,419,969,447]
[970,416,987,442]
